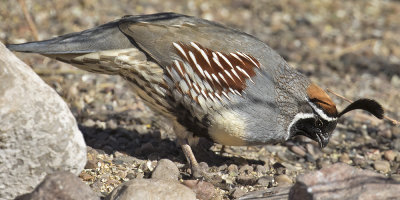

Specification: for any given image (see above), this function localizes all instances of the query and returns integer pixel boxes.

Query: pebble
[257,176,273,187]
[228,164,239,176]
[374,160,391,173]
[85,159,98,170]
[339,153,351,164]
[231,187,246,199]
[239,164,253,174]
[291,145,306,157]
[237,174,257,185]
[393,139,400,151]
[183,180,216,200]
[275,174,293,186]
[151,159,180,181]
[392,126,400,138]
[384,150,397,161]
[255,165,267,174]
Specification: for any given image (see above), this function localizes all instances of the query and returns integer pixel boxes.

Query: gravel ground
[2,0,400,199]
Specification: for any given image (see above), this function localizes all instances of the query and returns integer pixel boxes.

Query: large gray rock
[15,172,99,200]
[106,179,196,200]
[289,163,400,200]
[0,42,87,199]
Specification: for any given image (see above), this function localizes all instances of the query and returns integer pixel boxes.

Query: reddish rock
[289,163,400,200]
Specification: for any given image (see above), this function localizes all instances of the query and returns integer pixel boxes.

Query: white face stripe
[286,113,315,140]
[308,101,337,122]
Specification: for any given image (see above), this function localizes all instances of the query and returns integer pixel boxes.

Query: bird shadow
[78,123,264,168]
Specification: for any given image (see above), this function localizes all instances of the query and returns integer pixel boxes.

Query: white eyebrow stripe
[189,51,205,78]
[217,52,233,68]
[236,66,254,83]
[190,42,211,66]
[286,113,315,140]
[173,42,188,60]
[308,101,338,122]
[212,52,224,70]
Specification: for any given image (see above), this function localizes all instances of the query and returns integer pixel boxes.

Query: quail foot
[7,13,384,179]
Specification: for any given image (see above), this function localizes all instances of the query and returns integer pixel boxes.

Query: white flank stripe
[230,53,243,62]
[211,73,221,85]
[173,42,188,60]
[201,90,208,99]
[231,68,241,81]
[234,89,242,96]
[215,92,223,101]
[184,74,192,86]
[239,52,259,68]
[218,72,228,84]
[190,42,211,66]
[224,70,235,82]
[193,83,201,94]
[217,52,233,68]
[174,60,184,77]
[222,91,231,100]
[212,52,224,70]
[229,87,235,94]
[236,66,254,83]
[189,51,205,77]
[204,70,213,82]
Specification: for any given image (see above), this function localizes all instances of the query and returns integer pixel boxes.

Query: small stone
[392,126,400,138]
[275,174,293,186]
[228,164,239,176]
[237,174,257,185]
[151,159,180,181]
[85,159,98,170]
[257,176,273,187]
[106,120,118,129]
[218,164,227,171]
[79,173,94,181]
[231,187,246,199]
[273,162,286,174]
[183,180,215,200]
[255,165,267,174]
[239,164,253,174]
[374,160,391,173]
[393,139,400,151]
[339,153,351,164]
[291,145,306,157]
[107,179,196,200]
[384,150,397,161]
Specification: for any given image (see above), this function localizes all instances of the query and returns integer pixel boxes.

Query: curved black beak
[316,131,330,148]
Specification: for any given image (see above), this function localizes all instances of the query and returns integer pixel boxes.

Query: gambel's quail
[7,13,384,178]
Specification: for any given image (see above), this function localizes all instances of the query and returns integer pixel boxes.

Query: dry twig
[17,0,39,40]
[327,88,399,125]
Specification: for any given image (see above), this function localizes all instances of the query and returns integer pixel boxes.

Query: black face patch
[293,116,337,148]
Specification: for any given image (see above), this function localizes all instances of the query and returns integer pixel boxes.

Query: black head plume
[338,99,384,119]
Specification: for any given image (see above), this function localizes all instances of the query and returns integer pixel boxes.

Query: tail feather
[7,19,134,54]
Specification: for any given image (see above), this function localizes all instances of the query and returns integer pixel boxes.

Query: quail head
[7,12,384,178]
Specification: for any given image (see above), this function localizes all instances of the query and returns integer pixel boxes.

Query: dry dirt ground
[2,0,400,199]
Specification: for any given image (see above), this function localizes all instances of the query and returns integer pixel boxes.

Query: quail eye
[315,118,323,128]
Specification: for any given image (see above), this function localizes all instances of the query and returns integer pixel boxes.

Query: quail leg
[180,143,212,180]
